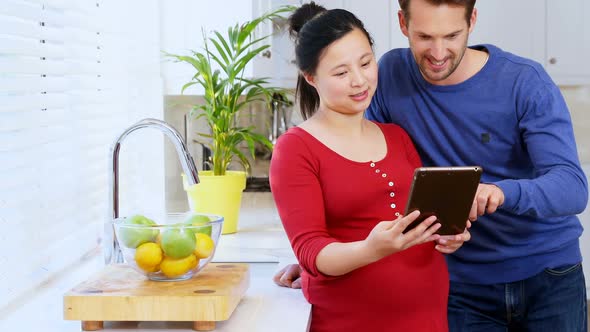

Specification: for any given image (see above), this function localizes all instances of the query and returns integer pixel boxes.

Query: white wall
[159,0,253,95]
[0,0,164,310]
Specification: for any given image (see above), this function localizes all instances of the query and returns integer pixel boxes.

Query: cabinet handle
[262,50,271,58]
[549,57,557,65]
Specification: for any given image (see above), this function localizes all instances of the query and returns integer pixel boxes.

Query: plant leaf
[164,5,295,175]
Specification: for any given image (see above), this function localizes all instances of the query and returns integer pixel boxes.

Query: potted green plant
[166,6,293,234]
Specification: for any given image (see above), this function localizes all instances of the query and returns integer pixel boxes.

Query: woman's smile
[350,89,369,101]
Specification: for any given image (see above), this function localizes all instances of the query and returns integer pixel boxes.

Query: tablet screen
[403,166,482,235]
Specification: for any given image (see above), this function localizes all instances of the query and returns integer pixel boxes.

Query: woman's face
[305,28,378,116]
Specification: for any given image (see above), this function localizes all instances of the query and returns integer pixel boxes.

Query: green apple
[184,214,212,237]
[119,215,158,248]
[160,227,196,259]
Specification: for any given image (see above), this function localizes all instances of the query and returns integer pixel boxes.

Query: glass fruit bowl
[112,212,223,281]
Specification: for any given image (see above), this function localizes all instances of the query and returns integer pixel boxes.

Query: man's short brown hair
[398,0,476,26]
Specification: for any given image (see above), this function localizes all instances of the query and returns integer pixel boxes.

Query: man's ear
[398,10,409,37]
[468,7,477,34]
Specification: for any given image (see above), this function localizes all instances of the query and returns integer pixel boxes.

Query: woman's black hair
[288,2,374,120]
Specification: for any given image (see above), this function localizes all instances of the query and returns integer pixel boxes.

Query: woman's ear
[302,72,316,89]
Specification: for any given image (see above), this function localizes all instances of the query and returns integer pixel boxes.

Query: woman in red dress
[269,3,470,331]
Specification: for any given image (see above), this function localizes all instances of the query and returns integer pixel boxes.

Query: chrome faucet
[104,118,200,264]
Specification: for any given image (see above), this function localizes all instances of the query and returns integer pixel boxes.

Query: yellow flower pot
[184,171,246,234]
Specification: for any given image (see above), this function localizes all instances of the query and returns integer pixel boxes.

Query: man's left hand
[469,183,504,221]
[435,220,471,254]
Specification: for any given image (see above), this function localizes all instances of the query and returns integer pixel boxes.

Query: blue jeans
[448,263,587,332]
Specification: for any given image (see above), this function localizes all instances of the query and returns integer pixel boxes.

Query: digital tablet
[403,166,483,235]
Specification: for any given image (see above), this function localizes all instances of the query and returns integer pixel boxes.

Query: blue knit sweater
[366,44,588,284]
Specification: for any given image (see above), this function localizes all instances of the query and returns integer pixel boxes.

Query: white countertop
[213,192,296,263]
[0,192,311,332]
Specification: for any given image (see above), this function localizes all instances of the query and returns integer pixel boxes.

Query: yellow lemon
[190,257,200,270]
[193,233,215,259]
[134,242,163,271]
[137,261,160,272]
[160,254,197,278]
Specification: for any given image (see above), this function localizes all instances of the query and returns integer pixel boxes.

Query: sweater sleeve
[398,126,423,170]
[269,133,338,279]
[366,55,394,124]
[494,83,588,217]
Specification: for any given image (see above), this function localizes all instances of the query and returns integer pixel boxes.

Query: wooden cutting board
[63,263,249,331]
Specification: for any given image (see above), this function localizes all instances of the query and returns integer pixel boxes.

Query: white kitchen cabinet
[251,0,299,88]
[471,0,590,85]
[546,0,590,85]
[469,0,545,65]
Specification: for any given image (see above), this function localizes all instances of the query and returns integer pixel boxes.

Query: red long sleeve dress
[269,122,449,332]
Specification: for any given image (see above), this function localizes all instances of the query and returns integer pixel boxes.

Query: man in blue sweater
[365,0,588,330]
[274,0,588,330]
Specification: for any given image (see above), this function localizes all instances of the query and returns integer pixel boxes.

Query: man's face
[399,0,476,85]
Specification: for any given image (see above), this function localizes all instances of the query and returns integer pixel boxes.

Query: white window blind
[0,0,164,308]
